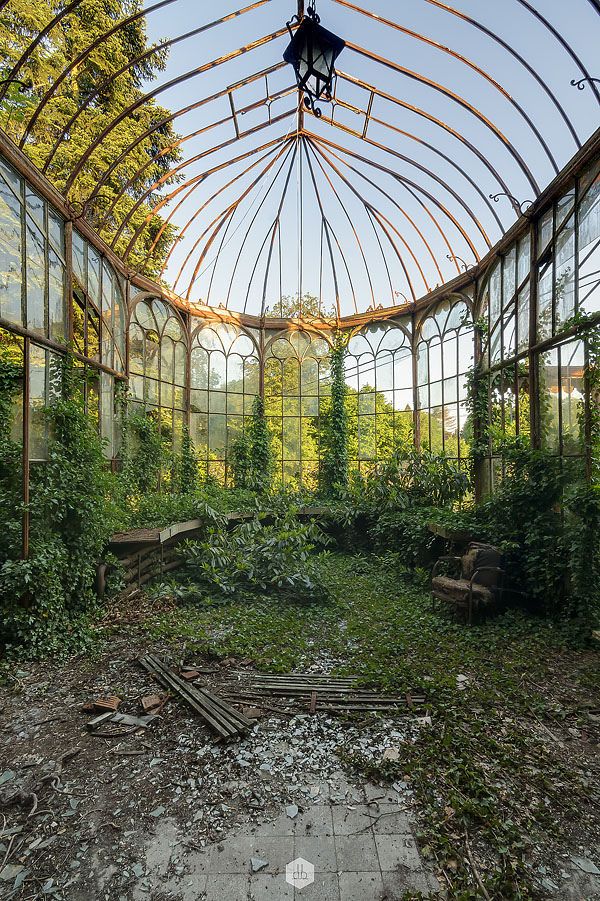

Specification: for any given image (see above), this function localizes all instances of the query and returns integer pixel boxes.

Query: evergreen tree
[0,0,182,277]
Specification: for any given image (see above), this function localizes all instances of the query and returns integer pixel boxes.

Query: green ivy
[229,395,274,493]
[0,354,117,655]
[320,331,349,493]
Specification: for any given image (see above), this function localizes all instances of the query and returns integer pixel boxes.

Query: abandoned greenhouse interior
[0,0,599,898]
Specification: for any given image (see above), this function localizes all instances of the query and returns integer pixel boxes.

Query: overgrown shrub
[229,396,274,493]
[181,511,331,599]
[0,357,117,654]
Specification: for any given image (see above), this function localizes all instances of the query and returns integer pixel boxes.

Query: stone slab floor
[135,782,440,900]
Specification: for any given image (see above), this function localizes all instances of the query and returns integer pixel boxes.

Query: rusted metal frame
[99,83,296,241]
[308,130,486,260]
[0,315,126,381]
[307,136,426,298]
[228,92,240,140]
[258,146,300,316]
[63,27,290,194]
[312,136,445,284]
[362,92,374,140]
[0,0,82,103]
[346,41,541,195]
[205,209,242,308]
[175,145,293,300]
[186,142,297,303]
[317,94,504,240]
[304,138,376,308]
[86,64,288,212]
[303,145,359,314]
[514,0,600,106]
[421,0,585,145]
[313,110,493,253]
[338,70,508,229]
[333,0,560,173]
[172,141,292,294]
[128,136,292,273]
[25,1,276,162]
[312,135,463,280]
[118,113,295,260]
[227,144,298,309]
[157,142,288,279]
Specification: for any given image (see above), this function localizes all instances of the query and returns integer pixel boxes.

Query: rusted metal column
[411,309,420,450]
[528,224,540,449]
[22,336,30,560]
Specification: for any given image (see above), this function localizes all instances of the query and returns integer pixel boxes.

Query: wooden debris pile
[220,672,425,714]
[138,654,252,741]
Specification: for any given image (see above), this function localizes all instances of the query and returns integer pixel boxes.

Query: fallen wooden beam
[138,655,252,741]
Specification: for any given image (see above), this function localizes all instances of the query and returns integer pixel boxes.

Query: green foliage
[229,396,274,493]
[320,332,349,493]
[0,343,24,561]
[175,424,199,494]
[181,511,331,600]
[0,354,117,654]
[121,409,164,495]
[0,0,182,276]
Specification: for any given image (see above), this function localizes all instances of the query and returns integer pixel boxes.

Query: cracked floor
[132,782,440,900]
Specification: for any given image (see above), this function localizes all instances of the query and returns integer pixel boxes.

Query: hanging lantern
[283,5,345,118]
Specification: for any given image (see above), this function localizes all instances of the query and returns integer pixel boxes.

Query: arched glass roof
[2,0,599,317]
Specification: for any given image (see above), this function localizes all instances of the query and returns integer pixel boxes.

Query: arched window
[264,329,330,487]
[190,322,259,483]
[130,296,188,452]
[416,298,473,463]
[345,320,413,473]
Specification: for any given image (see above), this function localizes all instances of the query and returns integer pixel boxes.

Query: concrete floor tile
[196,835,294,874]
[334,834,380,872]
[368,804,413,834]
[204,873,249,901]
[293,834,337,872]
[293,804,334,837]
[338,871,384,900]
[253,813,295,837]
[375,833,422,872]
[364,783,404,804]
[299,871,340,900]
[249,872,293,899]
[332,805,375,836]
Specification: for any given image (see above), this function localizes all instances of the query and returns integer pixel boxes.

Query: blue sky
[139,0,600,316]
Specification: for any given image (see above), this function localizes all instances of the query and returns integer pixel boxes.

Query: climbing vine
[229,395,274,492]
[320,331,349,493]
[175,424,199,493]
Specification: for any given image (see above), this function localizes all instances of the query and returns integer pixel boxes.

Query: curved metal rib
[346,41,541,195]
[421,0,586,143]
[170,141,292,292]
[32,2,275,172]
[310,133,481,266]
[184,142,297,303]
[63,27,290,194]
[118,112,295,259]
[0,0,82,103]
[333,0,560,173]
[307,135,440,289]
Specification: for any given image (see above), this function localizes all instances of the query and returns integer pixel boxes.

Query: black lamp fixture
[283,3,345,118]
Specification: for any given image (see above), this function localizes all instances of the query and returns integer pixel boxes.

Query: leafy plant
[0,354,117,654]
[229,396,274,493]
[181,511,331,599]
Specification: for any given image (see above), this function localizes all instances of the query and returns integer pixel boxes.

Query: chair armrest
[432,556,462,579]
